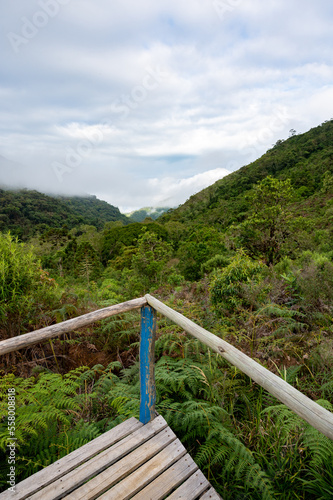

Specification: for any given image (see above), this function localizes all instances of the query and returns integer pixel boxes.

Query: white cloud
[98,167,232,212]
[149,167,231,204]
[1,0,333,211]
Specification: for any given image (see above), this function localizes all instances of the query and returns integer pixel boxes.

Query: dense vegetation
[1,120,333,498]
[0,190,130,239]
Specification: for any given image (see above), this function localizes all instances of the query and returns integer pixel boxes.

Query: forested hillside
[0,189,130,239]
[161,119,333,227]
[1,120,333,499]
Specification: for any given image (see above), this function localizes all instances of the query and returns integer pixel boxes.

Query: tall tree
[230,176,296,265]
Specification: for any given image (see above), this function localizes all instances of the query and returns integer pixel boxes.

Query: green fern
[201,427,275,500]
[0,369,87,450]
[0,367,107,490]
[16,419,100,480]
[262,401,333,498]
[321,378,333,399]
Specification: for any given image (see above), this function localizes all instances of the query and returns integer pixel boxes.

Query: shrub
[296,257,333,310]
[210,251,266,314]
[201,254,231,274]
[0,232,59,337]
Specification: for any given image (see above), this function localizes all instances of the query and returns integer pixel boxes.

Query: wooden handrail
[1,293,332,439]
[145,294,333,440]
[0,297,147,356]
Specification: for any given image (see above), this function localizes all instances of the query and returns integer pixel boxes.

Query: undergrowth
[1,333,332,498]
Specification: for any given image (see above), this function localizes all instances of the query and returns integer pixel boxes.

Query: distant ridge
[125,206,171,222]
[0,188,131,239]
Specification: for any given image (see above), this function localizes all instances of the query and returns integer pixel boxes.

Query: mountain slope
[160,119,333,228]
[58,195,130,228]
[0,189,130,239]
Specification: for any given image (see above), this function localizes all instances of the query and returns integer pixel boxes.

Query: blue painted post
[139,305,157,424]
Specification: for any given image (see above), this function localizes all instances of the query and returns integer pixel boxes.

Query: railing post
[139,305,157,424]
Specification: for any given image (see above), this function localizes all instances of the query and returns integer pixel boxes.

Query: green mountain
[125,206,171,222]
[58,195,130,228]
[160,119,333,228]
[0,189,130,239]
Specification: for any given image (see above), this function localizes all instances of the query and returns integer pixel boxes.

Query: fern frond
[196,426,275,500]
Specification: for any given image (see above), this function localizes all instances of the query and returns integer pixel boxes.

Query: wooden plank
[140,305,157,424]
[30,415,168,500]
[98,438,187,500]
[131,453,198,500]
[0,417,142,500]
[166,469,209,499]
[145,294,333,441]
[0,297,147,356]
[199,487,223,499]
[62,424,179,500]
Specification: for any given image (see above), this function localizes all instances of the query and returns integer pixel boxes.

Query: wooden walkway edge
[0,416,222,500]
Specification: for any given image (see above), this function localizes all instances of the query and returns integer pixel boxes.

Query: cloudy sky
[1,0,333,212]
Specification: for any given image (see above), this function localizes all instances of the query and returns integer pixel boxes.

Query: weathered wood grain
[199,487,223,499]
[139,305,157,424]
[98,438,187,500]
[31,415,168,500]
[166,469,209,499]
[0,417,142,500]
[62,422,178,500]
[145,294,333,440]
[0,297,147,356]
[0,415,222,500]
[131,453,198,500]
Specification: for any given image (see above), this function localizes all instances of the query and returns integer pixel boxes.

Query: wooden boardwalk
[0,415,222,500]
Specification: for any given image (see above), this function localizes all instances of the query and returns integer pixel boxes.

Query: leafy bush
[296,253,333,311]
[201,253,231,274]
[0,232,59,337]
[94,278,122,306]
[210,251,267,313]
